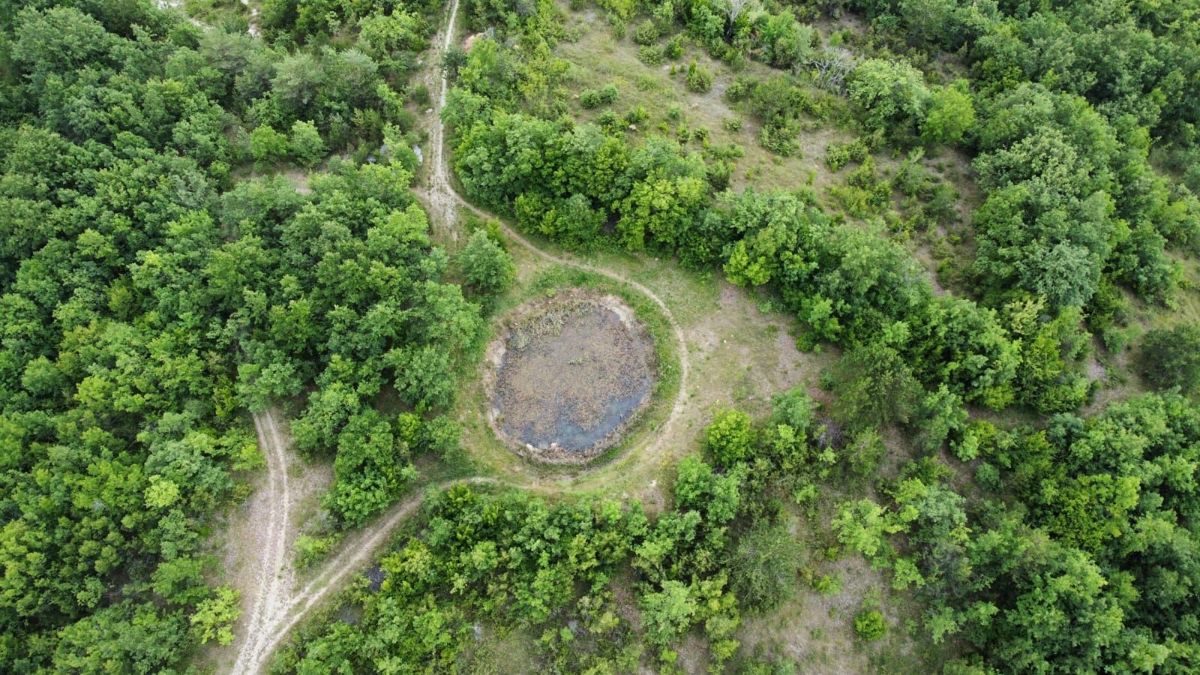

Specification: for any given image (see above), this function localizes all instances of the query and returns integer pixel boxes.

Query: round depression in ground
[486,290,656,464]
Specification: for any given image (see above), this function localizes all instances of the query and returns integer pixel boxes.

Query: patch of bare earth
[209,409,331,674]
[282,169,311,195]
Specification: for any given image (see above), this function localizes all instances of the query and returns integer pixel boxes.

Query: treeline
[0,0,503,670]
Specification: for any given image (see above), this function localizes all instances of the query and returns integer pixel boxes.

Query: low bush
[686,61,714,93]
[632,19,660,45]
[854,609,887,641]
[581,83,620,109]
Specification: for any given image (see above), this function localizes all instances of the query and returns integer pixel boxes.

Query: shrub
[664,34,684,60]
[250,124,289,167]
[289,120,326,167]
[812,573,842,595]
[728,523,803,611]
[847,58,930,144]
[632,19,660,45]
[843,428,886,478]
[705,409,755,467]
[296,534,337,569]
[825,138,869,171]
[638,44,665,65]
[759,123,798,156]
[442,45,467,79]
[854,609,887,641]
[596,110,623,134]
[625,105,649,125]
[190,588,241,646]
[686,61,714,93]
[833,499,898,561]
[1137,323,1200,395]
[409,83,431,106]
[458,229,515,302]
[580,83,619,109]
[922,81,976,146]
[725,76,756,102]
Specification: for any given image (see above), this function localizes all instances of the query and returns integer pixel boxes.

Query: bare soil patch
[486,289,657,463]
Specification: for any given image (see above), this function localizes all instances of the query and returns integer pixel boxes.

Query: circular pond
[485,289,657,464]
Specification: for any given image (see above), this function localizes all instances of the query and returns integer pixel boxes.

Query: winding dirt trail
[230,409,296,674]
[230,0,694,670]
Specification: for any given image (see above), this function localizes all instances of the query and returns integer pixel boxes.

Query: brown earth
[487,290,657,463]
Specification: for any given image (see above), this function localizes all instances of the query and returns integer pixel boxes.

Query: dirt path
[232,0,697,669]
[229,409,298,674]
[422,0,461,240]
[250,476,500,669]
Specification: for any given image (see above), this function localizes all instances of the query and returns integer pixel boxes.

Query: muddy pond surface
[487,290,657,464]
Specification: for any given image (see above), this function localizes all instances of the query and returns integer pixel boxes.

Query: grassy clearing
[1080,254,1200,411]
[555,4,854,195]
[446,208,830,509]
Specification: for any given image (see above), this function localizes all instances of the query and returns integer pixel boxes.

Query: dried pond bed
[485,289,657,464]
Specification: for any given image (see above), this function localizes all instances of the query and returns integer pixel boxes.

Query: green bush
[685,61,714,93]
[854,609,887,641]
[638,44,665,65]
[458,229,515,303]
[632,19,660,45]
[250,124,289,167]
[725,75,756,102]
[728,523,803,611]
[296,534,338,569]
[289,120,326,167]
[705,409,755,467]
[409,83,431,106]
[825,138,869,171]
[922,81,975,145]
[759,123,798,156]
[843,428,886,478]
[580,83,620,109]
[664,34,684,60]
[1137,323,1200,395]
[190,588,241,647]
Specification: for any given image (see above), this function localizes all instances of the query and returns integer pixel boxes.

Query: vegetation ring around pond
[484,288,658,464]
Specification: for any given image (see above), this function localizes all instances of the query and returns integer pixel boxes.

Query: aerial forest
[2,0,1200,673]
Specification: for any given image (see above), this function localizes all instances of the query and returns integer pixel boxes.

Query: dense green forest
[4,0,1200,672]
[0,0,498,669]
